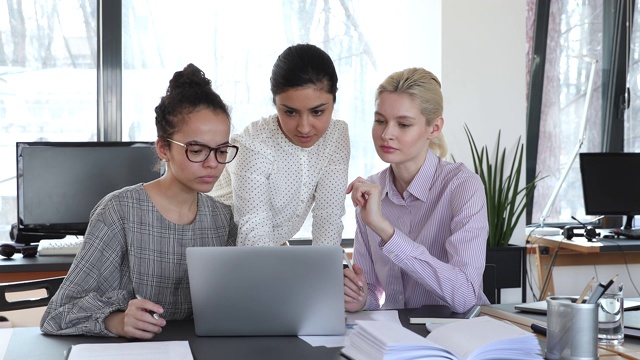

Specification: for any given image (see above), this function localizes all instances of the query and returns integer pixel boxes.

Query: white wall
[439,0,528,303]
[440,0,528,246]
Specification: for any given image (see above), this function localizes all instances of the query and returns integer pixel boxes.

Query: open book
[341,316,543,360]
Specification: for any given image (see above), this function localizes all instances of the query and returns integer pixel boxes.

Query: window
[529,0,605,225]
[120,0,436,240]
[0,0,97,241]
[0,0,437,242]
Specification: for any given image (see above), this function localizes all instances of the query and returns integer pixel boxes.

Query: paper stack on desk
[341,316,543,360]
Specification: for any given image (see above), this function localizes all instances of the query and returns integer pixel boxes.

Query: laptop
[186,245,345,336]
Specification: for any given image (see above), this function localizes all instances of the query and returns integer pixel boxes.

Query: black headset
[562,225,599,241]
[0,243,38,259]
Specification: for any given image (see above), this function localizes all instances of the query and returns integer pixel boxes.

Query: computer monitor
[15,141,161,244]
[579,152,640,229]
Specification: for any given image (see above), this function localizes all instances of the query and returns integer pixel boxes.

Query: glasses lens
[216,145,238,164]
[185,144,210,163]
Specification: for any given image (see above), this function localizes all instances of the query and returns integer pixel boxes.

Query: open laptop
[186,245,345,336]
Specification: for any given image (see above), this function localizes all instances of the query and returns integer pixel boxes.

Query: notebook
[186,245,345,336]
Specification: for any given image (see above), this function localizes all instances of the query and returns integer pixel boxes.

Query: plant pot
[485,245,526,303]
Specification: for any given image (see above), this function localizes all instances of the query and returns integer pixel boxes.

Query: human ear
[428,116,444,139]
[155,139,170,161]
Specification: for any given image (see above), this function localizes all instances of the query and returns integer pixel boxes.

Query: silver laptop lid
[187,245,345,336]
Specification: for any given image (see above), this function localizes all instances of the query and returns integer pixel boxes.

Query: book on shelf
[408,304,480,324]
[341,316,543,360]
[622,309,640,338]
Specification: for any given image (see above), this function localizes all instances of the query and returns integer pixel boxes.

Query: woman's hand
[104,297,166,339]
[346,177,395,242]
[344,263,367,312]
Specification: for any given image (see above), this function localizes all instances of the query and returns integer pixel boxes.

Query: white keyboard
[37,238,84,256]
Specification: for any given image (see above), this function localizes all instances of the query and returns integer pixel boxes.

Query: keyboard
[612,228,640,239]
[37,238,84,256]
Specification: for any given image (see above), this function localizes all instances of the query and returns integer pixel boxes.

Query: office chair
[483,264,498,304]
[0,276,64,327]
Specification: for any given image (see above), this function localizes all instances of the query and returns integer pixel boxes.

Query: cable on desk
[599,238,640,297]
[525,225,543,301]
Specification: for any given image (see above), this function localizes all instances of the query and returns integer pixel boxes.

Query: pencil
[576,276,595,304]
[587,274,619,304]
[343,249,364,292]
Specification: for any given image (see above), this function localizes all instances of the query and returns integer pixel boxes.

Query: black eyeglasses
[166,138,238,164]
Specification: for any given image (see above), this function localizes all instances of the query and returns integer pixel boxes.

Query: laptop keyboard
[613,228,640,239]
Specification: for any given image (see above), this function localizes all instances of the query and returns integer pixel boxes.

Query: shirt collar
[382,150,439,203]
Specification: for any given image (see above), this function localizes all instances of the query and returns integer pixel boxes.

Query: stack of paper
[342,316,543,360]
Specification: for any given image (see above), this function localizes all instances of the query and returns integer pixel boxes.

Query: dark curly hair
[155,63,231,145]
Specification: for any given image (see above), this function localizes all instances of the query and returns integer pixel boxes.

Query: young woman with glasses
[211,43,350,247]
[41,63,238,338]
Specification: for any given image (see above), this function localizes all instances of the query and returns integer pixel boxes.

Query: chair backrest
[0,276,65,312]
[483,264,497,304]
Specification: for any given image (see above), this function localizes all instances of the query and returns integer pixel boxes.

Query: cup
[598,282,624,345]
[546,296,598,360]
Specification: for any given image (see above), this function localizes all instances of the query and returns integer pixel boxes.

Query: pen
[135,294,161,319]
[531,323,547,336]
[343,249,364,292]
[586,274,619,304]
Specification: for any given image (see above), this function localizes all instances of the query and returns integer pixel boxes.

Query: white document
[0,328,13,359]
[66,340,193,360]
[299,310,400,348]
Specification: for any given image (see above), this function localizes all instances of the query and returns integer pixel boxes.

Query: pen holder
[546,296,598,360]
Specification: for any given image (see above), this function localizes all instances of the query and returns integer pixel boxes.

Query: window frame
[525,0,634,226]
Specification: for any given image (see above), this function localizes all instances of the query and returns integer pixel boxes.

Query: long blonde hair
[375,67,448,158]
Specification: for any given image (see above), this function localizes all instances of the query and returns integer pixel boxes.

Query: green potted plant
[463,124,541,303]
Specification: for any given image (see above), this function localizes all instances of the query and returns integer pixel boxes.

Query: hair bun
[166,63,212,95]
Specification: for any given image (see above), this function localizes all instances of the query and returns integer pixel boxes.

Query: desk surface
[485,303,640,359]
[6,306,640,360]
[3,309,424,360]
[4,320,342,360]
[0,255,74,274]
[529,234,640,253]
[0,255,73,282]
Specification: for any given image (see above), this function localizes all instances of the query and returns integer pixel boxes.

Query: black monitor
[15,141,161,244]
[579,152,640,229]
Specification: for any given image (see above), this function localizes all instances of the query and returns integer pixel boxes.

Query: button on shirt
[354,151,490,313]
[210,115,350,246]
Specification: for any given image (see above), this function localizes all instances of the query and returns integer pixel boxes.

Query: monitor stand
[9,223,66,245]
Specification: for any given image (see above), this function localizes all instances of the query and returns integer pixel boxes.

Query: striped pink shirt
[353,150,490,313]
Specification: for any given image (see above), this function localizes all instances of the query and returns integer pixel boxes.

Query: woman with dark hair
[41,64,238,338]
[211,44,350,246]
[343,68,490,314]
